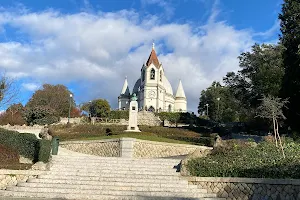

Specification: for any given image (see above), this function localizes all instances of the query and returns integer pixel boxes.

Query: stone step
[0,191,224,200]
[38,174,180,180]
[17,183,205,193]
[51,159,180,165]
[52,156,180,162]
[6,187,217,198]
[49,166,177,172]
[50,162,178,169]
[52,156,179,161]
[27,178,197,188]
[45,170,178,176]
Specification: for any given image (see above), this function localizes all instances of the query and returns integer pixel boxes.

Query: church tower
[174,80,187,112]
[119,43,187,112]
[118,77,130,110]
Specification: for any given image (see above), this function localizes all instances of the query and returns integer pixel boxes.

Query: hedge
[109,110,129,120]
[38,140,51,163]
[0,128,51,163]
[187,140,300,178]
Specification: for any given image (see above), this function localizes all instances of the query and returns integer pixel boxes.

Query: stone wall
[0,170,45,190]
[59,117,82,124]
[186,177,300,200]
[60,138,211,158]
[0,124,43,138]
[60,139,121,157]
[133,139,212,158]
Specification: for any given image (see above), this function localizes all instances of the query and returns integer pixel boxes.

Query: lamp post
[205,103,209,117]
[68,94,73,124]
[217,97,220,121]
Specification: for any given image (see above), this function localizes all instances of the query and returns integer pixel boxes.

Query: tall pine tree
[279,0,300,133]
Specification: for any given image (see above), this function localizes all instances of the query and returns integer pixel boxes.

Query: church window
[150,68,155,80]
[160,71,162,82]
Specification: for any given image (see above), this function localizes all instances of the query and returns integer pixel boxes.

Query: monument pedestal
[125,94,141,132]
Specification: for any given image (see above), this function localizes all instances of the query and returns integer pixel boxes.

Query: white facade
[118,45,187,112]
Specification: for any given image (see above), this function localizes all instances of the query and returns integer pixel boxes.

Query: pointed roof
[146,43,160,68]
[175,80,186,98]
[121,77,130,96]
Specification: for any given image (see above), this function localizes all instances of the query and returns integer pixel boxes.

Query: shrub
[109,110,129,120]
[38,140,51,163]
[187,140,300,178]
[23,106,60,125]
[0,129,39,161]
[0,144,19,164]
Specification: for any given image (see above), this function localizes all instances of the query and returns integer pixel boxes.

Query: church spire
[120,77,130,96]
[146,43,160,68]
[175,80,186,98]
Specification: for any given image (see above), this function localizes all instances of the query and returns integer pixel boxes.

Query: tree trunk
[272,117,278,147]
[275,118,285,158]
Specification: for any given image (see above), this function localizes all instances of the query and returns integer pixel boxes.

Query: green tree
[89,99,111,118]
[279,0,300,133]
[26,84,75,117]
[198,82,238,122]
[23,106,59,125]
[223,44,284,120]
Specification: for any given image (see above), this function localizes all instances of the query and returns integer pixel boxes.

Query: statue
[131,93,138,101]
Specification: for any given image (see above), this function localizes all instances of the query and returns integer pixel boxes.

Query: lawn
[49,124,215,146]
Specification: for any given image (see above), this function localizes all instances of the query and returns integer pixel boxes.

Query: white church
[118,44,187,113]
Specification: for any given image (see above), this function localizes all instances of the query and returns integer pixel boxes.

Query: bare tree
[0,73,19,109]
[256,95,289,158]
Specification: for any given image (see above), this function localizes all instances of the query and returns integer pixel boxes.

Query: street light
[217,97,221,121]
[205,103,209,117]
[68,94,73,124]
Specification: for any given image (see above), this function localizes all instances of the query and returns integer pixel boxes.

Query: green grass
[49,124,214,146]
[67,132,191,144]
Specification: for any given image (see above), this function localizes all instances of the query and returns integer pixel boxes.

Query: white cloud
[22,83,39,91]
[0,6,271,112]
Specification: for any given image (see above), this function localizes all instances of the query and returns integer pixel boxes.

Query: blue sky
[0,0,283,112]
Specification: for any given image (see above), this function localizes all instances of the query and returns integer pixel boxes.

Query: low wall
[59,117,82,124]
[0,125,43,138]
[186,177,300,200]
[0,170,45,190]
[60,139,121,157]
[133,139,211,158]
[60,138,210,158]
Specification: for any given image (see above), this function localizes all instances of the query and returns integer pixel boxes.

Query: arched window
[160,71,162,82]
[150,68,155,80]
[168,104,172,112]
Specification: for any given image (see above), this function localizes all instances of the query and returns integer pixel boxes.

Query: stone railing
[60,139,121,157]
[133,139,211,158]
[0,170,45,190]
[60,138,211,158]
[59,117,82,124]
[185,177,300,200]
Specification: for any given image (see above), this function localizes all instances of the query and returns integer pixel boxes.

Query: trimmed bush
[187,140,300,178]
[38,140,51,163]
[109,110,129,120]
[0,144,19,164]
[0,128,39,161]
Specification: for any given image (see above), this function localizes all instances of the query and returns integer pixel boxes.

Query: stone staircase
[0,154,224,200]
[138,111,162,126]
